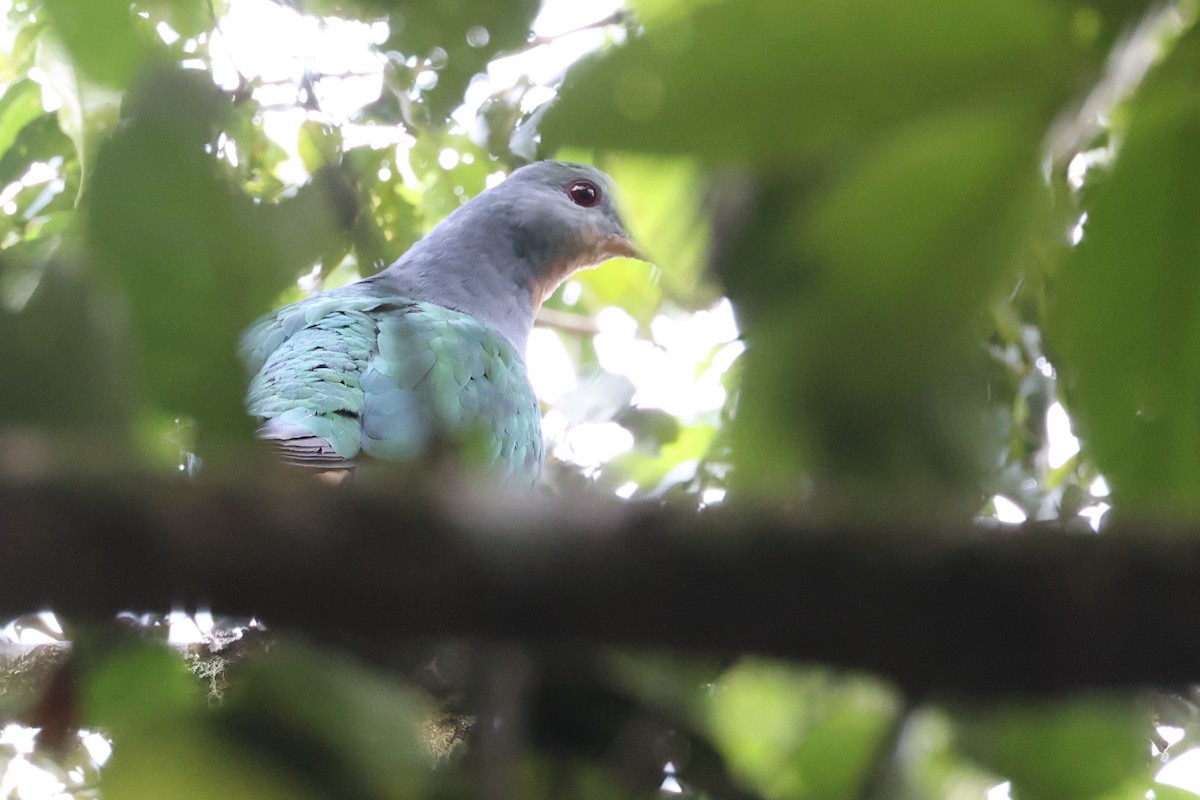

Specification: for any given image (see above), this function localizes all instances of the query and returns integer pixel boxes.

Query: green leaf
[545,0,1095,504]
[546,0,1086,163]
[954,696,1151,800]
[84,68,297,447]
[34,37,123,182]
[0,80,47,161]
[1050,23,1200,515]
[606,420,716,492]
[0,255,131,433]
[260,164,358,277]
[42,0,152,88]
[345,146,423,274]
[217,641,432,800]
[733,105,1049,497]
[565,257,661,326]
[84,640,314,800]
[707,660,899,800]
[407,134,494,226]
[601,153,714,309]
[84,640,203,734]
[139,0,212,39]
[297,120,343,173]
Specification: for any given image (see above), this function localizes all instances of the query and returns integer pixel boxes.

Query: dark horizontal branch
[4,472,1200,696]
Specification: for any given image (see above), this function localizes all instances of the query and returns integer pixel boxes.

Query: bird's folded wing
[242,293,543,482]
[243,297,388,468]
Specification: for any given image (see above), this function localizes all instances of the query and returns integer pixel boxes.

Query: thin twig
[534,307,601,336]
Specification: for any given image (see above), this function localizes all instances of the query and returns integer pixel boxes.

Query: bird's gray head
[482,161,641,303]
[378,161,641,349]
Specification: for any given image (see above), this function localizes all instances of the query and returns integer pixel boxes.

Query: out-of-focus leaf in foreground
[1050,23,1200,516]
[545,0,1083,162]
[707,660,899,800]
[85,67,351,448]
[41,0,156,89]
[85,640,312,800]
[954,695,1152,800]
[216,641,433,800]
[0,261,129,434]
[738,107,1051,495]
[547,0,1094,505]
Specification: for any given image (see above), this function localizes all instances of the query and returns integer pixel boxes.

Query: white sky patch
[0,724,38,755]
[437,147,461,170]
[1045,401,1081,469]
[209,0,385,118]
[1067,148,1113,190]
[560,279,583,306]
[1158,748,1200,795]
[527,327,578,404]
[991,495,1027,524]
[0,611,64,646]
[593,300,741,419]
[260,107,312,186]
[534,0,625,38]
[202,0,399,186]
[454,0,626,128]
[1069,212,1088,246]
[0,756,69,799]
[541,407,569,449]
[81,732,112,767]
[155,20,181,45]
[596,305,638,337]
[192,0,630,189]
[341,123,413,152]
[0,723,109,796]
[167,608,205,645]
[1079,502,1110,531]
[1156,725,1186,755]
[986,781,1012,800]
[555,421,634,467]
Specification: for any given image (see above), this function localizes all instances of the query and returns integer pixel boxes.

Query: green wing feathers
[242,290,544,484]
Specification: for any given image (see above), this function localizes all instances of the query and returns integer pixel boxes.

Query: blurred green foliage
[1052,17,1200,516]
[2,0,1200,796]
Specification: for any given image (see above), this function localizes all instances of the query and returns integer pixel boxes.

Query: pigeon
[240,161,640,485]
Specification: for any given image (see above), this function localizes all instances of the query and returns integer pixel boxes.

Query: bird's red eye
[567,180,601,208]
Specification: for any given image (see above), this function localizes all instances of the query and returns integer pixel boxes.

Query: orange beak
[604,232,650,262]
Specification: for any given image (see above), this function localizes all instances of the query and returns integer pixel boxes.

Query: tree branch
[3,473,1200,696]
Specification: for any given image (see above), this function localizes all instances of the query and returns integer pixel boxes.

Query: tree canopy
[2,0,1200,798]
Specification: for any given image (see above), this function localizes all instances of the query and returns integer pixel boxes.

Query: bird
[240,161,641,486]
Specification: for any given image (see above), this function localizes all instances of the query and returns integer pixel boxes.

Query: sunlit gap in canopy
[194,0,627,187]
[985,392,1110,530]
[0,610,107,797]
[533,298,743,490]
[1155,730,1200,797]
[0,722,111,798]
[0,608,262,796]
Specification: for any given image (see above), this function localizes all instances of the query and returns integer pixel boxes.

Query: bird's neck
[370,193,573,354]
[378,254,538,352]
